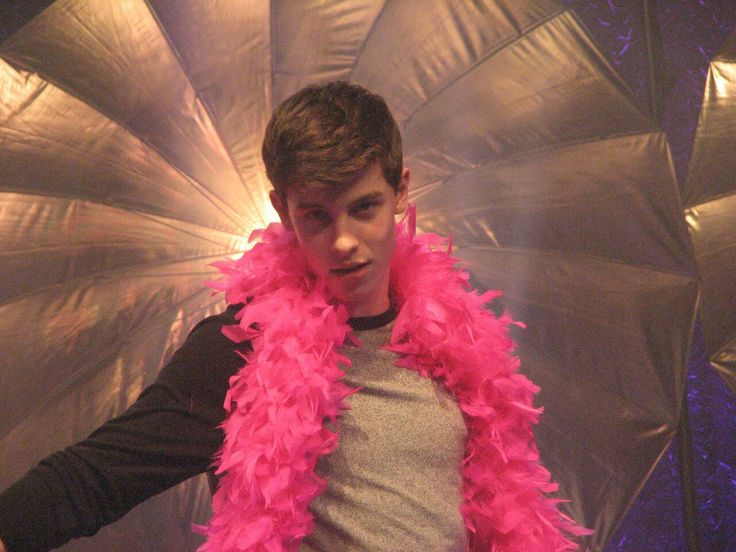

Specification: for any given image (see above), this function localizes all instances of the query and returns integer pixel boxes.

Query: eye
[352,200,381,217]
[303,209,329,223]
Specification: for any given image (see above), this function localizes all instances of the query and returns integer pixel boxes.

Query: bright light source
[711,62,736,100]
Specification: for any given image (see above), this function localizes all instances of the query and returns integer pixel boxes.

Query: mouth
[331,262,370,276]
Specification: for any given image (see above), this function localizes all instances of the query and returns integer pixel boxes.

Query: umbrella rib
[0,61,48,127]
[459,242,699,281]
[269,0,276,110]
[0,184,247,243]
[409,128,662,191]
[344,0,391,83]
[710,331,736,361]
[6,284,225,430]
[132,211,249,247]
[0,228,240,255]
[399,6,567,128]
[0,54,252,234]
[143,0,269,226]
[0,251,236,310]
[533,371,678,441]
[0,200,248,252]
[684,188,736,209]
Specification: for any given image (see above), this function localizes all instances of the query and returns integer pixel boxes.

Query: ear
[269,189,293,230]
[394,167,410,214]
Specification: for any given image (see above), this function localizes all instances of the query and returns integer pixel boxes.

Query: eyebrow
[295,191,384,210]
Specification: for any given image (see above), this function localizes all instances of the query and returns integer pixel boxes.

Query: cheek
[296,235,330,273]
[372,219,397,259]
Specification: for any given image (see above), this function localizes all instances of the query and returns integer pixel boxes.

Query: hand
[0,537,6,552]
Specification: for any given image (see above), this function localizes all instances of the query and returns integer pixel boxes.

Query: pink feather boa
[201,208,590,551]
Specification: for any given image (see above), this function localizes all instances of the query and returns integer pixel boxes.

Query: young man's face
[270,162,409,317]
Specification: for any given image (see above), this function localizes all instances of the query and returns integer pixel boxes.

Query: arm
[0,304,248,552]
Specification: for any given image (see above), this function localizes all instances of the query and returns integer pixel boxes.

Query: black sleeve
[0,304,249,552]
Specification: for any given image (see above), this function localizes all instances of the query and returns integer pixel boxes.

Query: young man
[0,82,585,551]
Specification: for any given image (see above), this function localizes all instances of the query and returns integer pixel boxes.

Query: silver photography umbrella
[0,1,698,549]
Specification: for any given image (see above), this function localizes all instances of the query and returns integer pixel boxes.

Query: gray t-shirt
[302,321,468,551]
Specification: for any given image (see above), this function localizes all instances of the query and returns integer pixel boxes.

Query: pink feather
[202,207,591,551]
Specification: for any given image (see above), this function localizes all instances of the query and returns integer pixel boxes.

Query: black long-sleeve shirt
[0,304,473,552]
[0,304,249,552]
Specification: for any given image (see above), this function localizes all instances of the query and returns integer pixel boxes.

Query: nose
[331,218,358,259]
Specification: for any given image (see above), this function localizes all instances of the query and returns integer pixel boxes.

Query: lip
[330,262,370,276]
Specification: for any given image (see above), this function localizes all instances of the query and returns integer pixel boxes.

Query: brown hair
[262,81,402,195]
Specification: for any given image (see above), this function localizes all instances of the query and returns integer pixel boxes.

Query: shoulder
[155,303,250,391]
[188,302,244,336]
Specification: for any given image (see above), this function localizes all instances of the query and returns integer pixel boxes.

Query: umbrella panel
[413,132,693,274]
[397,12,698,547]
[0,260,226,444]
[0,59,249,235]
[0,0,259,231]
[0,288,223,485]
[683,32,736,207]
[684,28,736,393]
[351,0,563,124]
[147,0,273,220]
[0,1,703,550]
[464,246,698,548]
[686,194,736,394]
[402,12,653,190]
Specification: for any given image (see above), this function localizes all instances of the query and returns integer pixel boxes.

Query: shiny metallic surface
[684,29,736,394]
[0,1,701,550]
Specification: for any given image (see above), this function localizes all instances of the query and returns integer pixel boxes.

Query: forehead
[287,163,392,208]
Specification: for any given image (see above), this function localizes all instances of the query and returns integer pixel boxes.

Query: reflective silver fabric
[684,29,736,395]
[0,2,701,550]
